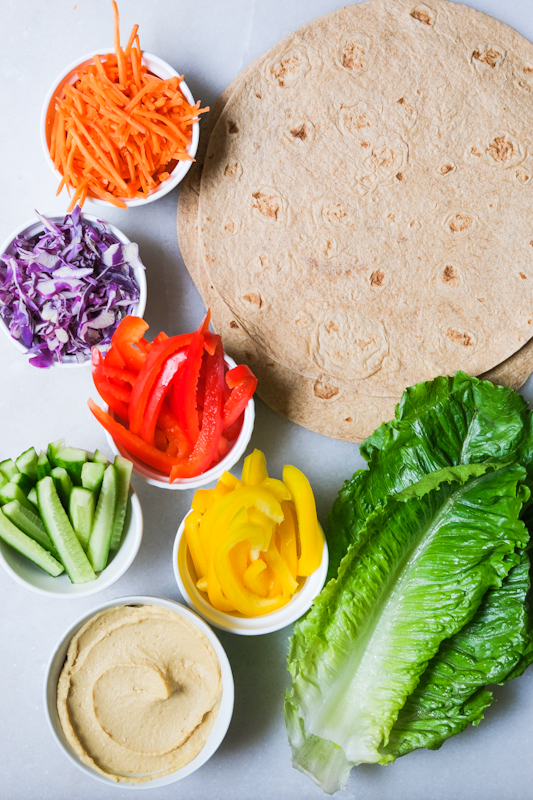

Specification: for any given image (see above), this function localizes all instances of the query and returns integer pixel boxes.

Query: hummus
[57,604,222,783]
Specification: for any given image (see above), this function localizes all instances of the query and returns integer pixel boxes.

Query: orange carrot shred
[49,2,207,209]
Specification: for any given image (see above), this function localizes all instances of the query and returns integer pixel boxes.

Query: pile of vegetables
[48,2,207,209]
[0,208,142,368]
[185,449,324,616]
[285,372,533,794]
[0,441,132,583]
[89,313,257,481]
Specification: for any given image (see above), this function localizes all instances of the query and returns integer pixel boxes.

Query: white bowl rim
[103,354,255,490]
[0,211,147,367]
[43,594,234,788]
[0,487,143,598]
[40,49,199,208]
[173,513,329,635]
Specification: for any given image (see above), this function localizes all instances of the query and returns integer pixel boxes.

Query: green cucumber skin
[0,474,7,491]
[0,483,39,514]
[51,467,73,509]
[0,509,64,577]
[15,447,38,481]
[87,465,117,572]
[11,472,34,495]
[54,447,88,486]
[37,477,96,584]
[110,456,133,551]
[0,459,19,481]
[69,488,95,551]
[2,500,58,556]
[81,462,105,494]
[47,439,65,468]
[37,453,52,480]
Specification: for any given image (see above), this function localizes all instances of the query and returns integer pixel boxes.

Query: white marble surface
[2,1,533,798]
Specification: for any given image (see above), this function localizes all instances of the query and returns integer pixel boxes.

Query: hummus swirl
[57,604,222,783]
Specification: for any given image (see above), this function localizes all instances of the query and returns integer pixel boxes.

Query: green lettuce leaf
[383,549,532,759]
[327,373,532,580]
[286,463,529,792]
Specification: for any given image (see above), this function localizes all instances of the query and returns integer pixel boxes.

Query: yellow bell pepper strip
[278,500,298,580]
[184,509,207,580]
[197,577,208,592]
[230,539,250,578]
[219,471,240,490]
[191,488,213,514]
[263,534,299,598]
[261,477,292,503]
[214,522,286,616]
[243,558,268,597]
[282,464,324,576]
[241,449,268,486]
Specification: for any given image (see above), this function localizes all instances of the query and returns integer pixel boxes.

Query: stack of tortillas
[177,0,533,441]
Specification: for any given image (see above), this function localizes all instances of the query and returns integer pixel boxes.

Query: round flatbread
[198,0,533,399]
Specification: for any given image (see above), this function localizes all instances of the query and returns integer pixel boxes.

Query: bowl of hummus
[44,596,234,787]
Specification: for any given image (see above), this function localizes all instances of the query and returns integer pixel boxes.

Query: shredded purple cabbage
[0,207,143,367]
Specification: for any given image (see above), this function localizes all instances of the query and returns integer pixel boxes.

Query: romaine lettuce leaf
[286,463,529,792]
[327,373,532,580]
[383,549,532,759]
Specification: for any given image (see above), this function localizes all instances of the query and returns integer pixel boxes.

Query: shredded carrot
[48,2,207,208]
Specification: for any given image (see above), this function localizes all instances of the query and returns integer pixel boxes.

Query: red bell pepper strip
[153,331,169,345]
[110,316,149,372]
[223,365,257,429]
[158,404,191,459]
[140,350,187,445]
[171,329,205,446]
[88,398,180,475]
[91,350,129,421]
[102,365,137,386]
[170,339,225,482]
[128,332,194,436]
[104,343,126,368]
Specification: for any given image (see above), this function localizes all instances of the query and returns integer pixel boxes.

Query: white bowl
[44,595,234,788]
[173,513,329,635]
[103,355,255,489]
[41,50,199,207]
[0,484,143,598]
[0,213,147,367]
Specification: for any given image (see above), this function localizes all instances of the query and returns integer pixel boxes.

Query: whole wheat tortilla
[178,60,400,441]
[178,7,533,441]
[198,0,533,399]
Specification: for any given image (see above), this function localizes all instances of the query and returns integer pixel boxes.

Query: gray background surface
[2,0,533,798]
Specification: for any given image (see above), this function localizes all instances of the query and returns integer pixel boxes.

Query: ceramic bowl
[44,595,234,787]
[0,213,147,367]
[173,513,329,635]
[103,356,255,490]
[0,481,142,598]
[41,50,199,207]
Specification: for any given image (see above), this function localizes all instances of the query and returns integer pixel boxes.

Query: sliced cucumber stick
[81,462,105,494]
[87,465,117,572]
[69,487,95,550]
[54,447,88,485]
[47,439,65,468]
[15,447,38,481]
[27,487,38,507]
[110,456,132,551]
[51,467,73,508]
[2,500,57,556]
[0,509,64,577]
[0,482,38,513]
[93,449,109,466]
[37,477,95,584]
[11,472,34,495]
[0,459,19,481]
[37,452,52,480]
